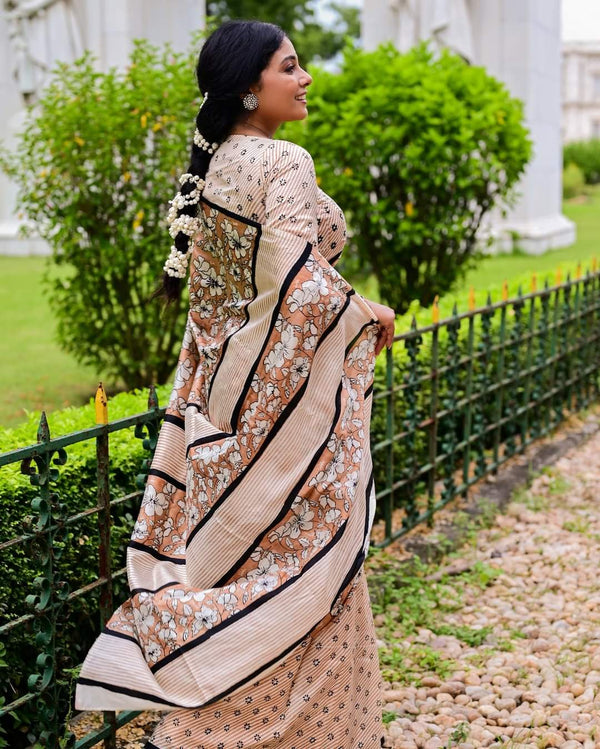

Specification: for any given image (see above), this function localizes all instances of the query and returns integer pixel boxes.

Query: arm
[263,141,319,245]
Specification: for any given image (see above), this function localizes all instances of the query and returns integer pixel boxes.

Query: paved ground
[380,422,600,748]
[73,414,600,748]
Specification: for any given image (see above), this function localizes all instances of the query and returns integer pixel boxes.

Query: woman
[76,19,395,748]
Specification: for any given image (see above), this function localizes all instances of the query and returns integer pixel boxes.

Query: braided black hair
[158,20,286,302]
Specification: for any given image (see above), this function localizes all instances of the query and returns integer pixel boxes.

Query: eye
[285,64,296,73]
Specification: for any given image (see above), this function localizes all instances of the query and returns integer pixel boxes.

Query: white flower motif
[201,265,226,297]
[192,605,218,634]
[252,575,277,595]
[312,529,332,548]
[287,287,309,313]
[289,356,310,387]
[301,268,329,303]
[131,517,149,541]
[264,326,298,372]
[142,485,170,517]
[173,356,195,390]
[283,499,314,539]
[247,553,279,580]
[325,507,342,524]
[157,611,177,642]
[144,641,162,663]
[217,590,239,613]
[223,219,253,258]
[133,602,155,636]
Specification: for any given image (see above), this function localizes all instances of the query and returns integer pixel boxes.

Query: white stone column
[0,0,205,255]
[362,0,576,254]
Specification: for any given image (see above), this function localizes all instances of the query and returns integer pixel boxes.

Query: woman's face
[248,37,312,134]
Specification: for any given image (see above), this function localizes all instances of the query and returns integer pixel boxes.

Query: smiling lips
[295,93,307,103]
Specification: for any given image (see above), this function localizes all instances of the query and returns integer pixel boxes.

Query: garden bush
[563,139,600,184]
[281,42,532,313]
[0,40,202,390]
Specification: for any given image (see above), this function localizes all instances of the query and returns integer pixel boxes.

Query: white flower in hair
[194,128,219,154]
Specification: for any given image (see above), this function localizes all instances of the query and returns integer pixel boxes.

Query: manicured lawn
[460,185,600,298]
[0,256,100,427]
[1,186,599,428]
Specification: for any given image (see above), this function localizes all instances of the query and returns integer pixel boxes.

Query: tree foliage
[281,43,533,312]
[206,0,359,62]
[1,41,201,389]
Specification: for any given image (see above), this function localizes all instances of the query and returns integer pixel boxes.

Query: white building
[0,0,205,255]
[562,42,600,143]
[362,0,576,255]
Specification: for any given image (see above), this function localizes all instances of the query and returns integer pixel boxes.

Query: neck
[232,120,274,139]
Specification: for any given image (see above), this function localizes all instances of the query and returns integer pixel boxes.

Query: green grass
[0,256,100,427]
[459,185,600,299]
[1,186,599,429]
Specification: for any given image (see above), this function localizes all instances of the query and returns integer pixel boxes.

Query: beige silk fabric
[75,137,383,747]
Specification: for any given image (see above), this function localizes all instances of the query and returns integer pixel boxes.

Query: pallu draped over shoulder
[76,136,384,748]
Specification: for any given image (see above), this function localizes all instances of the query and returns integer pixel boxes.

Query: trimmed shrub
[281,42,532,313]
[0,40,202,390]
[563,139,600,184]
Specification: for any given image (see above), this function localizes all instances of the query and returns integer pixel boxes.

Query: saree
[75,193,383,747]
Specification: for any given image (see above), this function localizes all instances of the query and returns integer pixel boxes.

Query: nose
[301,68,313,87]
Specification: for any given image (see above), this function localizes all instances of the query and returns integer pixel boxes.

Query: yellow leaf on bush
[74,136,84,147]
[405,201,414,217]
[140,114,147,129]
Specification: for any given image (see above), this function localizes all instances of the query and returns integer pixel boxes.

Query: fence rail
[1,270,599,746]
[371,269,600,544]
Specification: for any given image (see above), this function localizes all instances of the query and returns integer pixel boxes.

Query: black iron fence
[1,269,599,746]
[371,268,600,544]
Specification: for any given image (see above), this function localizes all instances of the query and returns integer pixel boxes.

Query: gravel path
[79,419,600,748]
[380,426,600,749]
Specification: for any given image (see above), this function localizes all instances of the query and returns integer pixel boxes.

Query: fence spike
[410,315,417,331]
[531,274,537,292]
[566,271,571,283]
[452,302,458,317]
[502,280,508,301]
[468,286,475,311]
[432,295,439,324]
[544,278,549,290]
[486,292,492,306]
[148,384,159,410]
[37,411,50,443]
[95,383,108,425]
[517,285,523,298]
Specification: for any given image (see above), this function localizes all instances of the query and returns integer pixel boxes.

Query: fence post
[384,347,395,542]
[21,412,68,746]
[95,383,117,749]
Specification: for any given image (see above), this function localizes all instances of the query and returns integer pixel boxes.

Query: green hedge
[563,139,600,185]
[0,385,170,747]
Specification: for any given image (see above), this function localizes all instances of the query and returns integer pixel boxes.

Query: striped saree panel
[75,197,380,717]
